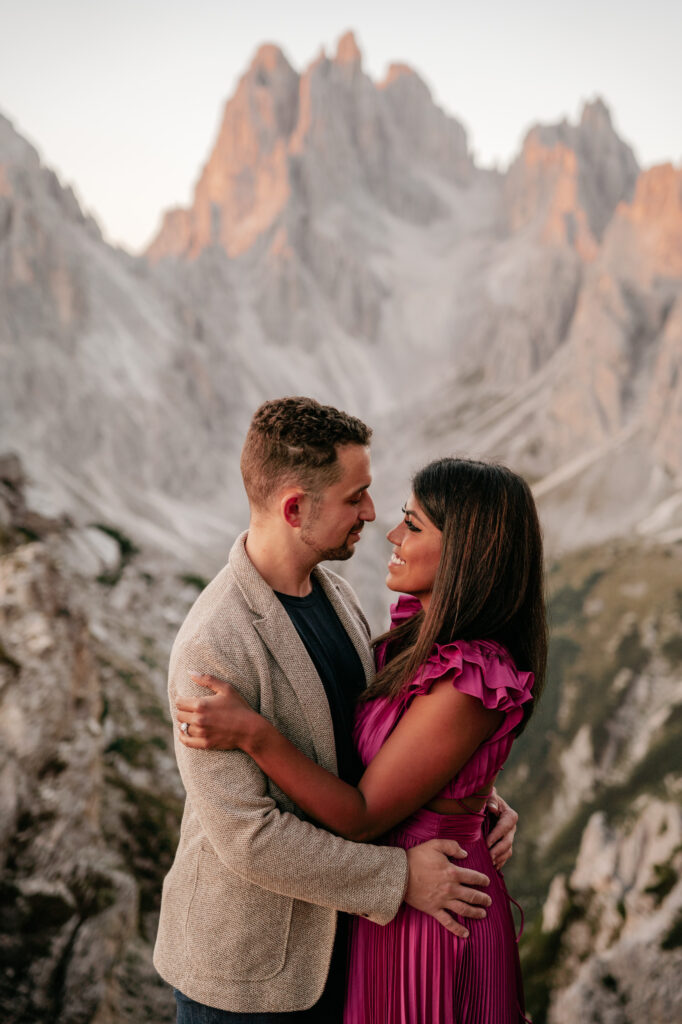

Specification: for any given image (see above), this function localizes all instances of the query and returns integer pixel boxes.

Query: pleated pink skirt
[344,809,527,1023]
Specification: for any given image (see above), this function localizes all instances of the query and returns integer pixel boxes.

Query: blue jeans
[174,979,343,1024]
[174,989,315,1022]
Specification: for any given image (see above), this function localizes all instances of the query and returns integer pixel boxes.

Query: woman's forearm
[244,716,378,841]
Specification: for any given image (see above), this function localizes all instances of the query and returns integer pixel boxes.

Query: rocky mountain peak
[249,42,291,75]
[226,41,299,148]
[334,30,362,66]
[380,63,417,88]
[146,41,299,261]
[504,99,639,250]
[579,95,614,133]
[146,34,475,263]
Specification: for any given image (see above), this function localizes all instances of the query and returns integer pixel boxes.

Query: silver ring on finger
[180,721,190,735]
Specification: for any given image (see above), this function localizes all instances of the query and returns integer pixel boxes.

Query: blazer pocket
[185,848,293,981]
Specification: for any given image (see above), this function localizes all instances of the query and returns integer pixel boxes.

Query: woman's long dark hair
[364,458,547,731]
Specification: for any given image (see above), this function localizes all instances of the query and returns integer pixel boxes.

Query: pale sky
[1,0,680,253]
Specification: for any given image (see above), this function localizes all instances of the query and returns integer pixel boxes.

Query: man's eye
[349,497,362,505]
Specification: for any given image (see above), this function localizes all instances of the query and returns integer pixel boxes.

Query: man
[154,398,517,1021]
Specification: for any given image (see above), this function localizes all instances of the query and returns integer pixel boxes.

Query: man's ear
[281,492,304,528]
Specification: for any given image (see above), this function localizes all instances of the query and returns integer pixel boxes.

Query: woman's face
[386,493,442,611]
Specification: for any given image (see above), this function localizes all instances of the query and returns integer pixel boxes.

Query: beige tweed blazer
[153,532,408,1013]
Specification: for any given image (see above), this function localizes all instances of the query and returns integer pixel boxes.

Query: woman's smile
[385,494,443,610]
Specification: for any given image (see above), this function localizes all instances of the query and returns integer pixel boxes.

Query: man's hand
[486,788,518,870]
[404,839,491,938]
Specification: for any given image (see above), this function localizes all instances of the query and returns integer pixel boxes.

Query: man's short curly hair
[241,397,372,509]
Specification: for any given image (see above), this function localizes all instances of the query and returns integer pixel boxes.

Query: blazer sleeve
[168,634,409,926]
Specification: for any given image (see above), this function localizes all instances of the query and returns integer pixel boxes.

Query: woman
[178,458,546,1023]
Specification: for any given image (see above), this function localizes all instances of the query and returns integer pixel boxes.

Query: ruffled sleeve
[377,596,534,723]
[388,594,423,627]
[401,637,534,724]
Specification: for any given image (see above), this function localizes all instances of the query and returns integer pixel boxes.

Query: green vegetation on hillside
[502,538,682,1021]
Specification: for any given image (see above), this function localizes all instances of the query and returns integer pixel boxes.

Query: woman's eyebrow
[403,506,424,523]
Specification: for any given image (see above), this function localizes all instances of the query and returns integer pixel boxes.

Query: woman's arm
[177,671,502,842]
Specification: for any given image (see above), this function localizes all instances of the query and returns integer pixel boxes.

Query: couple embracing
[154,397,546,1023]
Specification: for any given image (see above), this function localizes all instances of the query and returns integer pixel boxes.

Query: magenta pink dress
[344,596,533,1024]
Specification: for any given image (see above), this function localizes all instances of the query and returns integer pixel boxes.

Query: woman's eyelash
[401,506,420,532]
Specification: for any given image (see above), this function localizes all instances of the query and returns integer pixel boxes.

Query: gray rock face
[546,801,682,1023]
[0,459,187,1023]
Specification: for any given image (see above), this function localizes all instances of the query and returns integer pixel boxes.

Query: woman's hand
[176,673,257,750]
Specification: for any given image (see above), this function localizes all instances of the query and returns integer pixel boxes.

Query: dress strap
[506,893,531,1022]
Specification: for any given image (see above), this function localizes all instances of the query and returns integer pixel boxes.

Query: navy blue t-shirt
[275,577,366,785]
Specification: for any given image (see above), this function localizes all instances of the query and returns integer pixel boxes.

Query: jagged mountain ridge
[2,33,681,565]
[4,33,680,568]
[146,32,473,263]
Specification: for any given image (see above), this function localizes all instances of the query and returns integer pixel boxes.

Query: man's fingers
[448,865,490,888]
[432,910,469,939]
[446,900,487,920]
[430,838,467,859]
[448,886,491,909]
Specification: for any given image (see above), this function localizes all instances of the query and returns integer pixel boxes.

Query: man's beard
[300,524,358,563]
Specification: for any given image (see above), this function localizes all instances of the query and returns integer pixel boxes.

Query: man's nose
[360,492,376,521]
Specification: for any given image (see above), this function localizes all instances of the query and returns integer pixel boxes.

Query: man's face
[300,445,375,562]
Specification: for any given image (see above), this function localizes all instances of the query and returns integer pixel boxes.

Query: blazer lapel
[253,610,337,774]
[228,532,338,774]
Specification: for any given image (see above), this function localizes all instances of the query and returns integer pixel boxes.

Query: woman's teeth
[389,553,405,566]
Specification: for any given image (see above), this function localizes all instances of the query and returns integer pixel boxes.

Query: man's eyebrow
[348,481,371,496]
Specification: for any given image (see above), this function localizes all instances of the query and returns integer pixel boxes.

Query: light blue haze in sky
[1,0,680,252]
